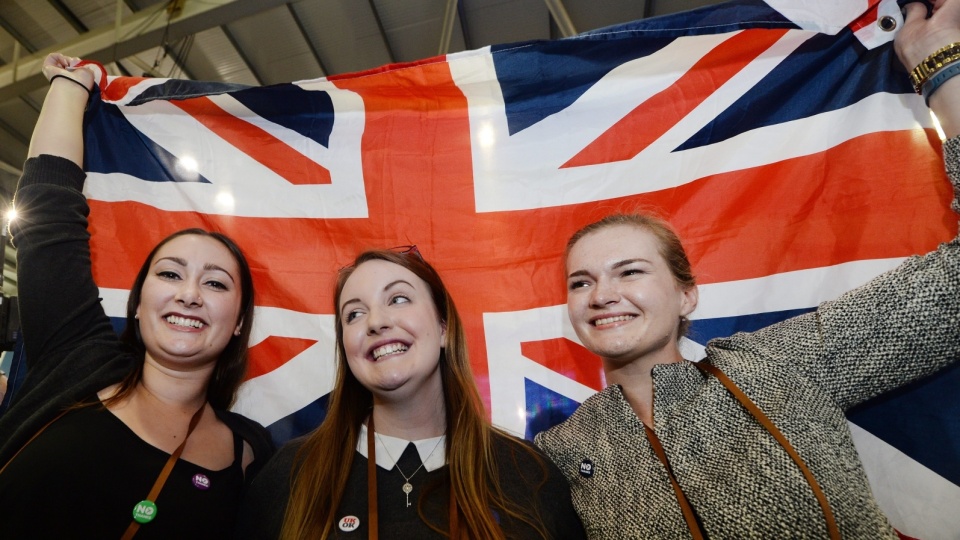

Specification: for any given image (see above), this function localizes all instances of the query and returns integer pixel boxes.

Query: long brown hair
[566,213,697,338]
[281,249,549,539]
[106,228,255,410]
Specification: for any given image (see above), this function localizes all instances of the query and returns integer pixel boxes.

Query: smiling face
[338,259,446,404]
[566,224,698,368]
[135,234,244,373]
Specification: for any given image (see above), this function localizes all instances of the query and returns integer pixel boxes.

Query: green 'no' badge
[132,500,158,524]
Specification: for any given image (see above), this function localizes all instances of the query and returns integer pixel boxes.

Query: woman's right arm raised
[28,54,94,164]
[11,54,116,375]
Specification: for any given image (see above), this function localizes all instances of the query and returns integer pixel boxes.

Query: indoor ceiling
[0,0,726,296]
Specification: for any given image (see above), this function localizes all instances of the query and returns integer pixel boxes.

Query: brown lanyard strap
[367,415,379,540]
[365,415,459,540]
[0,408,71,476]
[693,361,841,540]
[643,424,705,540]
[120,404,206,540]
[449,478,459,540]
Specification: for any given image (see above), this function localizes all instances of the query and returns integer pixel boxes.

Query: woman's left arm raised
[725,1,960,410]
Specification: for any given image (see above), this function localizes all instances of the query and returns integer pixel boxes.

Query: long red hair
[280,249,549,539]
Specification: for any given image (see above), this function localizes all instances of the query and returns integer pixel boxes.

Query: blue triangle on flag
[848,361,960,487]
[266,393,329,447]
[524,378,582,441]
[689,307,814,345]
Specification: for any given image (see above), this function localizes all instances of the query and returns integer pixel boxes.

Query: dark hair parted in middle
[112,228,256,410]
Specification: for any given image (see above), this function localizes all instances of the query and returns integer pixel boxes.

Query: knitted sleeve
[712,136,960,411]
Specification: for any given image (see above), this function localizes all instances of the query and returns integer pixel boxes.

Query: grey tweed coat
[535,137,960,539]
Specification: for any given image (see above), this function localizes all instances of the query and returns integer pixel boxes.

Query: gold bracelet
[910,42,960,94]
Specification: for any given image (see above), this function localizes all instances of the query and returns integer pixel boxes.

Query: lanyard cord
[0,409,71,477]
[367,415,378,539]
[692,361,840,540]
[643,424,705,540]
[366,414,459,539]
[0,400,207,540]
[120,403,206,540]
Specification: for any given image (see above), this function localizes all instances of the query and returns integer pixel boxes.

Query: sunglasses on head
[388,245,423,260]
[339,245,424,273]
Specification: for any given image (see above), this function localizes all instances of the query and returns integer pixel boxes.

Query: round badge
[579,458,595,478]
[132,500,158,524]
[192,473,211,490]
[338,515,361,532]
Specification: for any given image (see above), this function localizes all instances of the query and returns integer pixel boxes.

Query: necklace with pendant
[366,414,459,539]
[375,431,445,507]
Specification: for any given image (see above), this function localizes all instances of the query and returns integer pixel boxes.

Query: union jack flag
[36,0,960,536]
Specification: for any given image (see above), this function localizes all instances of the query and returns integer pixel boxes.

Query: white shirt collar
[356,423,446,472]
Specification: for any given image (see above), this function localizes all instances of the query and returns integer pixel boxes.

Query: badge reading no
[579,459,594,478]
[132,499,158,524]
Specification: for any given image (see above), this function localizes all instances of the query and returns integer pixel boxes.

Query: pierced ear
[134,308,140,320]
[234,318,244,337]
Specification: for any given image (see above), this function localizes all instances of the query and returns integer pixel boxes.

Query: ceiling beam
[288,3,328,77]
[47,0,89,34]
[644,0,656,18]
[438,0,458,55]
[0,0,293,102]
[221,26,263,85]
[367,0,396,64]
[543,0,577,37]
[457,0,473,51]
[0,14,37,52]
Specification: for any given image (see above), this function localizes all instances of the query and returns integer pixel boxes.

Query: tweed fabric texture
[535,137,960,539]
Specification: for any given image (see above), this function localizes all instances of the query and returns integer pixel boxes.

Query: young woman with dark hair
[0,53,274,539]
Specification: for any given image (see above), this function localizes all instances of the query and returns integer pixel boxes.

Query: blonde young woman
[535,2,960,538]
[238,249,585,539]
